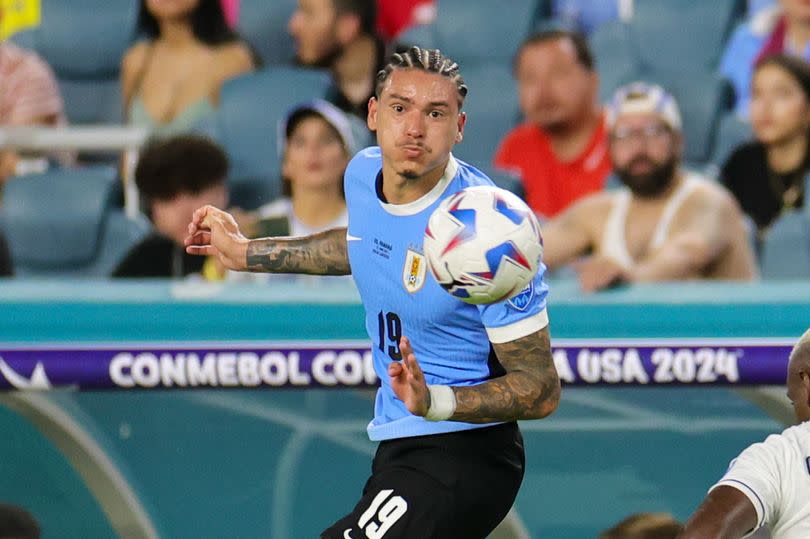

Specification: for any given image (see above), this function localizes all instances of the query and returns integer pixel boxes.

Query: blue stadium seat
[451,64,521,169]
[398,0,539,65]
[216,67,331,209]
[761,210,810,279]
[238,0,298,66]
[10,0,136,124]
[0,166,150,277]
[709,113,754,170]
[590,22,642,102]
[630,0,745,71]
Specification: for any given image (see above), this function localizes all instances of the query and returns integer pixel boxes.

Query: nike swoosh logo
[343,529,356,539]
[346,234,362,242]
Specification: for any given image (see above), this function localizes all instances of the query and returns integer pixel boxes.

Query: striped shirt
[0,43,65,126]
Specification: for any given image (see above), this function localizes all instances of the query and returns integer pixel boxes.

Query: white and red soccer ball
[423,186,543,305]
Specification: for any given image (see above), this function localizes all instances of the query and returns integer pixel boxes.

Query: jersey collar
[378,154,459,216]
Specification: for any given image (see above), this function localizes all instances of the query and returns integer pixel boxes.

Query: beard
[296,35,343,69]
[614,155,678,198]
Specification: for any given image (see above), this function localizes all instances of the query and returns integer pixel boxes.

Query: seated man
[112,135,228,279]
[0,17,70,182]
[541,82,757,291]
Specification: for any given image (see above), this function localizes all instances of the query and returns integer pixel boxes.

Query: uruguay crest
[402,248,427,293]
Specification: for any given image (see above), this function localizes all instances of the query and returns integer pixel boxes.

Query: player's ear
[367,97,379,132]
[455,111,467,143]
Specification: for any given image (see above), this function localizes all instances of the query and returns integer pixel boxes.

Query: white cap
[606,82,682,131]
[278,99,367,157]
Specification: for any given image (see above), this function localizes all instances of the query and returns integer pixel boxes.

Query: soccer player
[678,328,810,539]
[185,46,561,538]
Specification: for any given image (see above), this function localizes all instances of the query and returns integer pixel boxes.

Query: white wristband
[424,384,456,422]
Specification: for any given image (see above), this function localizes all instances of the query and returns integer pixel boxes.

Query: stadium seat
[238,0,298,66]
[215,67,331,209]
[398,0,539,65]
[476,165,526,200]
[630,0,746,72]
[709,113,754,171]
[451,64,521,169]
[760,210,810,279]
[11,0,136,124]
[589,22,642,102]
[0,166,150,277]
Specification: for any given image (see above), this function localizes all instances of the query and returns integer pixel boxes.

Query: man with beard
[541,82,757,292]
[288,0,391,121]
[494,29,611,218]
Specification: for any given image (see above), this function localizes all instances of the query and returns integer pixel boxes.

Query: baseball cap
[606,82,682,131]
[278,99,368,158]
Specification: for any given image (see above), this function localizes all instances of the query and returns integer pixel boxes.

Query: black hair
[755,53,810,102]
[136,0,239,45]
[0,504,40,539]
[135,134,228,202]
[333,0,377,37]
[375,46,468,109]
[513,29,594,74]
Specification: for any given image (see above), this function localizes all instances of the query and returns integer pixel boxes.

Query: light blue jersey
[345,147,550,441]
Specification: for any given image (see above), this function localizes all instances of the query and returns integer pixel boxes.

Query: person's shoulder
[121,40,151,73]
[685,170,740,211]
[777,421,810,451]
[1,42,55,79]
[214,40,255,69]
[726,141,765,167]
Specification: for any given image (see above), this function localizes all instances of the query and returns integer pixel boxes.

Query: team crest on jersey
[507,280,534,311]
[402,248,427,293]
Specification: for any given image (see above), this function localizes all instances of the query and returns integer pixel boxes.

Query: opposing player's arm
[677,486,758,539]
[184,205,351,275]
[451,326,560,423]
[246,227,351,275]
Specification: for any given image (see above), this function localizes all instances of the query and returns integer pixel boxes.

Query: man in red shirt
[494,29,611,219]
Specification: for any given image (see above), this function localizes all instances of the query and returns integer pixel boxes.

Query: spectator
[0,8,70,184]
[600,512,683,539]
[0,503,39,539]
[722,54,810,237]
[121,0,255,136]
[721,0,810,116]
[541,82,757,291]
[494,29,611,219]
[113,135,229,278]
[678,327,810,539]
[376,0,436,41]
[0,231,13,277]
[288,0,390,121]
[233,100,364,284]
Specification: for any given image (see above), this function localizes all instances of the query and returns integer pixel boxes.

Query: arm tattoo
[246,227,351,275]
[451,327,560,423]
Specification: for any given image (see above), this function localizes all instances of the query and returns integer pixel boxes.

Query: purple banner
[0,340,793,391]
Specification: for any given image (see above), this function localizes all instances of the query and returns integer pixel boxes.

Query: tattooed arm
[392,327,560,423]
[247,228,350,275]
[452,327,560,422]
[184,205,350,275]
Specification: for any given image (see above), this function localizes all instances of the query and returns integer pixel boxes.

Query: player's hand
[185,205,249,271]
[389,336,430,417]
[573,255,628,292]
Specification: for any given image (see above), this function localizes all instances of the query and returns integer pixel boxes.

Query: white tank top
[601,173,702,268]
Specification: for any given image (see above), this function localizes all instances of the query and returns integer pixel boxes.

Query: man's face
[610,113,680,198]
[787,353,810,423]
[515,37,597,133]
[288,0,342,67]
[367,68,466,181]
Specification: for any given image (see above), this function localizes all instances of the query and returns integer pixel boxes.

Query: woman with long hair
[722,53,810,236]
[121,0,255,135]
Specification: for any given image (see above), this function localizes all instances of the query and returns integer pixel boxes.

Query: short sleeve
[477,263,549,344]
[5,53,63,124]
[710,434,787,534]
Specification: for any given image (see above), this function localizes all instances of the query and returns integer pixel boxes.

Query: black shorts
[321,422,525,539]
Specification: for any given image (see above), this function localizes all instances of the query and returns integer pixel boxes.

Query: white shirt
[710,421,810,539]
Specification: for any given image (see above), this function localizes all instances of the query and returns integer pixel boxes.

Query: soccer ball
[423,185,543,305]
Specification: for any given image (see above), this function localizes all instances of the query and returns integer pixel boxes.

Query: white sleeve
[709,433,787,534]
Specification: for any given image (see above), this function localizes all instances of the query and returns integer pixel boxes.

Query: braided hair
[375,46,468,109]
